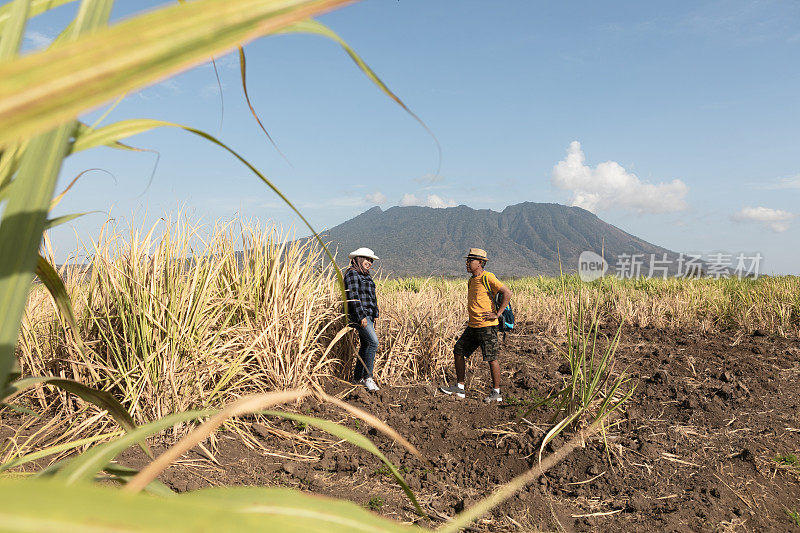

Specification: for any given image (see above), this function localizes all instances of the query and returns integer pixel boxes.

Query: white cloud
[399,193,456,208]
[425,194,456,208]
[24,30,54,49]
[551,141,688,214]
[365,192,386,204]
[400,193,419,206]
[732,206,795,232]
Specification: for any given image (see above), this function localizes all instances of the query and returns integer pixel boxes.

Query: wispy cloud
[414,173,444,185]
[551,141,688,214]
[732,206,795,232]
[133,79,182,100]
[196,52,240,71]
[295,196,373,209]
[24,30,54,49]
[199,81,224,98]
[678,2,800,46]
[323,196,366,208]
[159,79,182,94]
[758,174,800,190]
[365,192,386,204]
[400,193,456,208]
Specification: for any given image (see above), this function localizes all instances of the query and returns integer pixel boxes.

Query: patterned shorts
[453,326,499,362]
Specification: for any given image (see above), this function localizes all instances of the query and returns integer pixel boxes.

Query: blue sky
[26,0,800,273]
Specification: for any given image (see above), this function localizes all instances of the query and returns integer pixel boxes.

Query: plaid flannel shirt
[344,268,379,324]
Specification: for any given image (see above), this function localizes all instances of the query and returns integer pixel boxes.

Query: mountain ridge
[311,202,678,277]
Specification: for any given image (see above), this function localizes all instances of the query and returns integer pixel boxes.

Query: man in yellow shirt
[439,248,512,403]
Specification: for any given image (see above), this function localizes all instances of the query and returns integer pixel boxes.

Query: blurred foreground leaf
[0,479,416,532]
[0,0,355,147]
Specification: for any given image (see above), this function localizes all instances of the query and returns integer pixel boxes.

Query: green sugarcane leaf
[0,0,356,148]
[0,402,38,417]
[3,375,148,458]
[44,212,96,230]
[35,254,80,338]
[101,464,175,497]
[0,0,29,61]
[0,0,113,409]
[0,126,74,397]
[0,479,414,531]
[0,0,77,36]
[74,121,140,152]
[237,46,286,159]
[55,409,212,485]
[182,486,418,532]
[4,377,133,431]
[0,430,122,473]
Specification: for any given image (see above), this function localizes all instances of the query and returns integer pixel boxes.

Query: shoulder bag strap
[481,272,496,311]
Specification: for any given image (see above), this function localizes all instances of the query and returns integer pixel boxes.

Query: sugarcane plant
[0,0,432,529]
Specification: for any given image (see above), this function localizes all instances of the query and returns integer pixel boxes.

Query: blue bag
[482,273,514,332]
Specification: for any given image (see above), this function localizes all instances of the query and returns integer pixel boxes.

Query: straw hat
[349,247,379,261]
[465,248,488,261]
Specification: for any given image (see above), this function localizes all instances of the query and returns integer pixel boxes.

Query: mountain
[312,202,681,278]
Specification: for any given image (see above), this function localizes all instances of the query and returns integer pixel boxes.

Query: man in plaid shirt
[344,247,381,391]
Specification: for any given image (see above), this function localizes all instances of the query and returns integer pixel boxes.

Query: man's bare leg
[455,352,466,385]
[488,360,501,389]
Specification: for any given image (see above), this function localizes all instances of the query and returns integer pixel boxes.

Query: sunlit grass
[20,231,799,428]
[386,274,800,336]
[19,215,346,430]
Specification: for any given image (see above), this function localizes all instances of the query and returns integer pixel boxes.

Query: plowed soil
[113,325,800,531]
[6,325,798,531]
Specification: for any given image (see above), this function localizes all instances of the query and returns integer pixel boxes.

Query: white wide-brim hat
[349,247,379,261]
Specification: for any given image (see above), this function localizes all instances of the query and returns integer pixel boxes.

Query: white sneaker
[363,377,380,392]
[484,389,503,403]
[439,384,466,399]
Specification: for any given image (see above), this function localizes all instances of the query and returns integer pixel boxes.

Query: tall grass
[20,254,799,426]
[20,229,799,427]
[508,275,800,336]
[383,274,800,337]
[18,216,346,428]
[0,0,452,528]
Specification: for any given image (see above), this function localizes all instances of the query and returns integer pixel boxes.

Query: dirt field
[111,325,800,531]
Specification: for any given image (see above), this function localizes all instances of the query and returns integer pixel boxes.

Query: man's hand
[481,311,499,321]
[360,317,368,328]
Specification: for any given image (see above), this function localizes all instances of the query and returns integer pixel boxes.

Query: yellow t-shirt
[468,271,503,328]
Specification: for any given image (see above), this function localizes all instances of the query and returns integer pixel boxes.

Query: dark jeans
[354,318,379,381]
